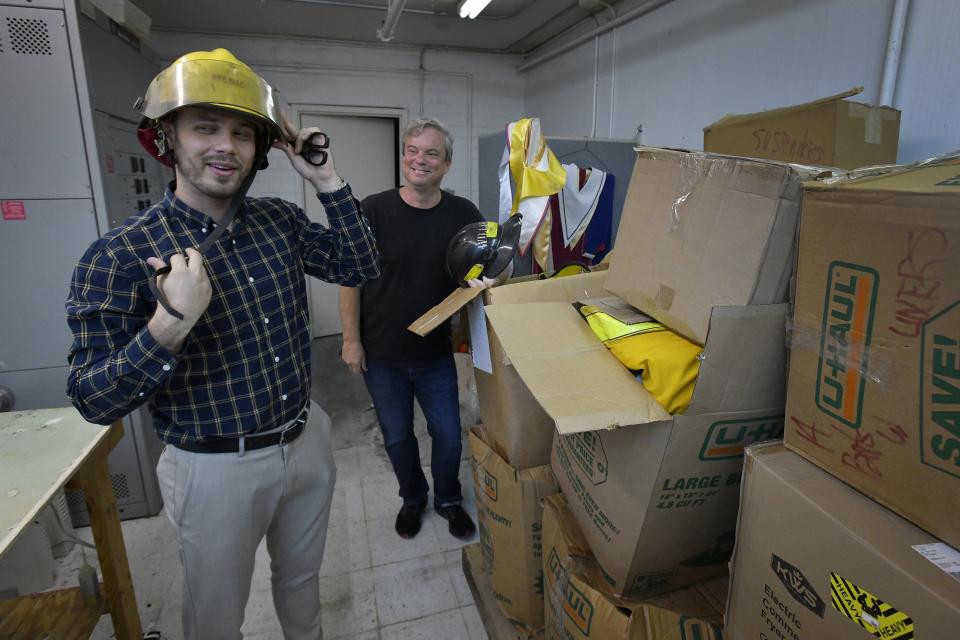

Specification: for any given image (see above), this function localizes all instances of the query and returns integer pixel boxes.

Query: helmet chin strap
[148,166,259,321]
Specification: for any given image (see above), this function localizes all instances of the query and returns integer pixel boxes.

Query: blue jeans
[363,355,463,508]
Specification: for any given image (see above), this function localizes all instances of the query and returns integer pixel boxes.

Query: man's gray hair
[402,117,453,162]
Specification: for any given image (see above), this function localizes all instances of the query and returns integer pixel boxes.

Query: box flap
[578,296,654,325]
[408,287,483,336]
[703,87,864,132]
[485,270,608,306]
[604,148,807,343]
[687,304,790,414]
[807,156,960,193]
[485,301,670,435]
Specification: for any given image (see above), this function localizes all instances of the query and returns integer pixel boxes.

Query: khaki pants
[157,401,336,640]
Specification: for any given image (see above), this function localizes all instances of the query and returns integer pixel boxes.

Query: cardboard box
[542,494,726,640]
[470,426,559,633]
[783,158,960,548]
[703,87,900,170]
[474,271,609,468]
[485,297,790,597]
[726,443,960,640]
[605,147,822,344]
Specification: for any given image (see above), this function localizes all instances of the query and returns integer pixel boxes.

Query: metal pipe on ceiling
[288,0,515,20]
[377,0,409,41]
[517,0,676,72]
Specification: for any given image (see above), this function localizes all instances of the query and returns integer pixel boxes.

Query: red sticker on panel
[2,201,26,221]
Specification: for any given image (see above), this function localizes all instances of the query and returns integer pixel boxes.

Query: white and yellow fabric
[577,303,702,415]
[498,118,567,269]
[557,165,607,249]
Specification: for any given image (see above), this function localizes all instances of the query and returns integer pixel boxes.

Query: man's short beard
[171,134,252,200]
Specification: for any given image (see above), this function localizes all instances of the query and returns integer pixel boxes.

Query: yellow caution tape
[829,573,914,639]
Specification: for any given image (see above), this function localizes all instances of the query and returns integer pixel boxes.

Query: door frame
[291,105,406,337]
[291,103,407,190]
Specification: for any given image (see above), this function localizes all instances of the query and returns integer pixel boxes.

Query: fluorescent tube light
[458,0,493,19]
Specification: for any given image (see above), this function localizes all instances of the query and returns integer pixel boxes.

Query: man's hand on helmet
[275,112,344,193]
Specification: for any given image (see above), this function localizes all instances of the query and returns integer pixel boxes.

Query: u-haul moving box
[411,271,609,469]
[784,157,960,548]
[469,427,558,633]
[604,147,824,344]
[475,272,609,469]
[703,88,900,170]
[542,493,726,640]
[485,297,789,598]
[726,444,960,640]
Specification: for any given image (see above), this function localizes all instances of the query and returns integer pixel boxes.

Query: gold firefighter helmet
[135,48,285,167]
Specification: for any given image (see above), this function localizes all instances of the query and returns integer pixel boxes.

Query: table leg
[72,421,143,640]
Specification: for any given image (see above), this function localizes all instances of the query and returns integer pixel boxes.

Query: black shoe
[395,502,426,539]
[435,504,476,540]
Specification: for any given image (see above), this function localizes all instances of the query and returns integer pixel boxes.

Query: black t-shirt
[360,188,483,363]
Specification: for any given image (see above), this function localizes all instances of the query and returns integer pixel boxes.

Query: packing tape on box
[786,317,897,392]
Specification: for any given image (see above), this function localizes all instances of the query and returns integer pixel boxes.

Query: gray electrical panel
[0,0,165,524]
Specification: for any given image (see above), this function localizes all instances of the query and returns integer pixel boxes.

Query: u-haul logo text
[699,416,784,460]
[921,300,960,479]
[816,261,879,428]
[479,467,498,502]
[546,550,594,634]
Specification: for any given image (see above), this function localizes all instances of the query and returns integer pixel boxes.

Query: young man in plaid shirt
[66,49,378,639]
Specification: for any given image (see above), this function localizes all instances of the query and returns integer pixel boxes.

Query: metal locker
[0,0,165,525]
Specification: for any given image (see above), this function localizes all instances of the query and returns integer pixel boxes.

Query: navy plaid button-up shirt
[66,183,379,445]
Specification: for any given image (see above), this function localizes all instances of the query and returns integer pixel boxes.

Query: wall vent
[6,16,52,56]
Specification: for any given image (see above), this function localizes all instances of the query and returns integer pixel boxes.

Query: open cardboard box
[411,271,609,469]
[604,146,825,344]
[485,297,790,598]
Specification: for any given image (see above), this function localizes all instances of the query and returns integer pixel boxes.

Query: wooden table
[0,408,142,639]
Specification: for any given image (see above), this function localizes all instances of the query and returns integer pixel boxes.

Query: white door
[300,113,397,337]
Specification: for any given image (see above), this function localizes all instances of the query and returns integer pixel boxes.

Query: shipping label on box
[470,427,558,632]
[726,444,960,640]
[784,159,960,548]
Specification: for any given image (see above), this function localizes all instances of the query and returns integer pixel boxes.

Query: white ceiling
[131,0,614,54]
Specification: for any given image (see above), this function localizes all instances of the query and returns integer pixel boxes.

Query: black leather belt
[173,412,307,454]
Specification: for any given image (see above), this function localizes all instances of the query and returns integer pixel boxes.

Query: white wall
[523,0,960,163]
[148,34,525,207]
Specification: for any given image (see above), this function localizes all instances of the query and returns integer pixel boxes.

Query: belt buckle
[279,412,307,446]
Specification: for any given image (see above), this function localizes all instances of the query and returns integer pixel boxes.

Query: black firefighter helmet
[446,214,522,286]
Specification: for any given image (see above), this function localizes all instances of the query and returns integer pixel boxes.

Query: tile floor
[52,337,487,639]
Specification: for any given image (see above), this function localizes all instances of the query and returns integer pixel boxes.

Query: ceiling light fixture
[458,0,493,19]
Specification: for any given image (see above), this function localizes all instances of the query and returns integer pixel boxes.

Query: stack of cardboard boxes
[419,144,828,638]
[419,94,960,639]
[725,156,960,638]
